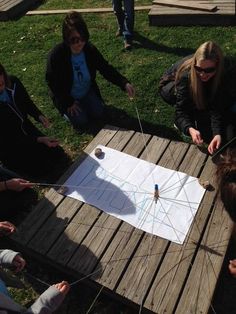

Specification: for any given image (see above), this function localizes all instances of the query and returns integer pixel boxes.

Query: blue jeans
[66,88,105,130]
[112,0,134,41]
[0,279,10,297]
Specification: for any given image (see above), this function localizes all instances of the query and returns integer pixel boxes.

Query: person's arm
[174,74,197,136]
[207,106,223,154]
[12,76,43,121]
[46,44,75,113]
[88,44,130,90]
[0,221,16,236]
[0,178,33,192]
[0,250,20,267]
[28,281,70,314]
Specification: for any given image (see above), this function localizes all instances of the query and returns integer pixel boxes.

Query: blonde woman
[159,41,229,154]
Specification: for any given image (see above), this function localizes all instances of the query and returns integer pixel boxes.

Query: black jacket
[159,56,233,137]
[0,75,43,148]
[46,42,129,114]
[175,71,223,136]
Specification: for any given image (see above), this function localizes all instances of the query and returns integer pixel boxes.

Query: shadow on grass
[133,31,195,57]
[87,105,182,142]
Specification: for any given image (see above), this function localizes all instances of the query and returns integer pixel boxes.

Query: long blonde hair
[176,41,224,110]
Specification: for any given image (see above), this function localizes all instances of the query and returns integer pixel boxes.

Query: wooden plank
[144,155,220,313]
[157,140,189,168]
[150,5,234,14]
[46,129,135,265]
[175,201,233,313]
[26,6,152,15]
[11,125,119,245]
[92,136,170,290]
[0,0,22,11]
[116,141,193,303]
[68,213,123,274]
[27,196,82,254]
[152,0,217,12]
[47,204,102,265]
[66,131,152,275]
[149,8,236,26]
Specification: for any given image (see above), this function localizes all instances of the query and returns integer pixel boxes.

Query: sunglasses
[194,65,216,74]
[69,36,85,45]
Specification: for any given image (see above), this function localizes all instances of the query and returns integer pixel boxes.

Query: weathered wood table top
[12,125,233,313]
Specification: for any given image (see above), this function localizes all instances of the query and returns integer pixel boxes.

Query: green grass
[1,1,236,312]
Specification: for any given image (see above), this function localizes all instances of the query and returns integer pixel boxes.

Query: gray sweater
[0,249,65,314]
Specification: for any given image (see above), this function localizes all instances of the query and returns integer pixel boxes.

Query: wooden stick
[26,6,152,16]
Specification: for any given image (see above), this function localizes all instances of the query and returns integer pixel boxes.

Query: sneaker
[124,40,132,50]
[116,30,123,37]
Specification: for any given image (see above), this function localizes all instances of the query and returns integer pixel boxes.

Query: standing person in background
[46,11,135,132]
[112,0,134,50]
[159,41,231,155]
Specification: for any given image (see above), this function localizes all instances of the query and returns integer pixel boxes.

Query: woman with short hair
[46,11,135,132]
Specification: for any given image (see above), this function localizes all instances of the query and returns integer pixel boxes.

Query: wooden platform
[149,0,236,26]
[0,0,38,21]
[11,125,233,313]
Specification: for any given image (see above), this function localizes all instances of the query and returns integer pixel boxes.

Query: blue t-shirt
[71,52,91,100]
[0,89,11,104]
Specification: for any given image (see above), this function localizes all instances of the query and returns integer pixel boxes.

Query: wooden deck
[149,0,236,26]
[11,125,233,313]
[0,0,38,21]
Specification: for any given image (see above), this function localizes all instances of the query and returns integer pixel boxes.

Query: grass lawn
[1,0,236,312]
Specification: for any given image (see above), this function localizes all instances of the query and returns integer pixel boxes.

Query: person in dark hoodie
[0,63,69,180]
[46,11,135,132]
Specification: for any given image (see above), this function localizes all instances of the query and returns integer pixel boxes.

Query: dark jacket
[46,42,129,114]
[0,75,43,148]
[175,71,223,136]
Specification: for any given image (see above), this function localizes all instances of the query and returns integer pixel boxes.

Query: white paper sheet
[63,145,205,244]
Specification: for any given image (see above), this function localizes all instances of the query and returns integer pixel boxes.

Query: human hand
[0,221,16,236]
[125,83,135,100]
[39,115,50,128]
[37,137,59,148]
[188,127,203,145]
[12,255,26,273]
[6,178,33,191]
[208,135,221,155]
[53,281,70,295]
[67,102,82,117]
[229,259,236,277]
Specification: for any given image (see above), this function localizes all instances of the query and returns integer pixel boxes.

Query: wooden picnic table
[12,125,233,313]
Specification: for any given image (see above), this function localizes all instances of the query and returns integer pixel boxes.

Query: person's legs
[80,88,105,120]
[0,279,10,297]
[112,0,124,35]
[64,104,89,130]
[123,0,134,44]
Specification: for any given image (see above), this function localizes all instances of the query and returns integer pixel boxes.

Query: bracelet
[4,181,8,190]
